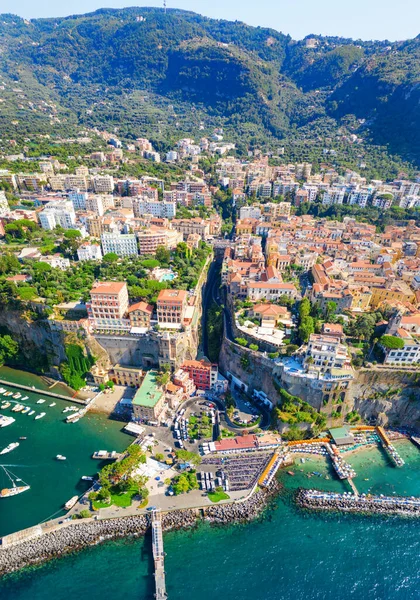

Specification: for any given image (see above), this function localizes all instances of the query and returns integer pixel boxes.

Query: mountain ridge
[0,7,419,170]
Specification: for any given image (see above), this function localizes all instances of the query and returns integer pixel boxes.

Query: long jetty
[0,378,81,404]
[151,510,167,600]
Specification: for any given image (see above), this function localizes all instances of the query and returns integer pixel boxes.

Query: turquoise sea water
[1,368,420,599]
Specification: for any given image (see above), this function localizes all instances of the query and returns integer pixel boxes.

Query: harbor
[0,370,131,538]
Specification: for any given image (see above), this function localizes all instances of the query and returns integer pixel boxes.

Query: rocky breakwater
[0,516,149,577]
[205,481,281,524]
[297,489,420,517]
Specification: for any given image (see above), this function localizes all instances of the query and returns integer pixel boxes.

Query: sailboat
[0,466,30,498]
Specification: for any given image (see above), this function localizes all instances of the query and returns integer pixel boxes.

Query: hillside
[0,7,419,172]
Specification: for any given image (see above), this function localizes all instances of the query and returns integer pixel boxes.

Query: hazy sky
[2,0,419,41]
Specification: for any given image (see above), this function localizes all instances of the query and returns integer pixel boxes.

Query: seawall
[0,483,279,577]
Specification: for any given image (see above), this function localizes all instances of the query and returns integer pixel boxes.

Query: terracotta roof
[127,301,154,314]
[91,281,126,294]
[157,289,188,303]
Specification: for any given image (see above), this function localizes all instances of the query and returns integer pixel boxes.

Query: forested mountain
[0,7,418,170]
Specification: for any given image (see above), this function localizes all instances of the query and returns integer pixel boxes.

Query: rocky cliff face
[348,369,420,429]
[0,309,65,370]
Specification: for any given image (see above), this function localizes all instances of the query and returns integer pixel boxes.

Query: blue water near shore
[1,367,420,599]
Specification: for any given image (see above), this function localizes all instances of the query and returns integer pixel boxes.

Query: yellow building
[370,285,416,309]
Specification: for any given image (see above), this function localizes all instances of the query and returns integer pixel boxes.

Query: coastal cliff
[219,336,420,430]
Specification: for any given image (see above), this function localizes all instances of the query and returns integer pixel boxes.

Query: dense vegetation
[0,8,418,171]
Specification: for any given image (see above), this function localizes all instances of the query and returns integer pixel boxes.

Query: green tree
[379,335,404,350]
[155,245,170,264]
[102,252,119,263]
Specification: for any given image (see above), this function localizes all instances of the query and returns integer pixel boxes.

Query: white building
[93,175,114,193]
[305,334,350,370]
[133,199,176,219]
[40,255,71,270]
[166,151,179,162]
[322,189,345,206]
[101,233,138,257]
[239,206,261,220]
[38,201,76,230]
[77,243,103,262]
[86,195,104,216]
[69,191,88,211]
[399,195,420,210]
[348,187,372,208]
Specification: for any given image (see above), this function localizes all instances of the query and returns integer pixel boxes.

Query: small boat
[19,436,27,440]
[28,410,35,416]
[64,495,79,510]
[4,392,13,397]
[1,402,11,409]
[56,455,67,461]
[72,418,80,423]
[21,396,29,401]
[21,407,30,415]
[300,458,306,463]
[62,408,71,414]
[0,466,30,498]
[12,404,24,413]
[35,412,46,420]
[36,399,45,405]
[0,442,19,455]
[81,476,94,481]
[12,393,21,399]
[287,471,295,476]
[49,402,56,407]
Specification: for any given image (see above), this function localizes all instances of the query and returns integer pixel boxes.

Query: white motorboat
[0,442,19,455]
[35,412,46,420]
[0,415,15,428]
[56,454,67,461]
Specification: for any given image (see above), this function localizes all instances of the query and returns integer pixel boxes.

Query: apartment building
[38,200,76,230]
[136,227,167,255]
[93,175,114,193]
[87,281,130,331]
[172,218,210,240]
[69,191,88,210]
[157,289,188,328]
[322,189,345,206]
[133,198,176,219]
[101,233,138,257]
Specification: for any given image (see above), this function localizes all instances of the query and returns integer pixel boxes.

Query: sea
[1,368,420,599]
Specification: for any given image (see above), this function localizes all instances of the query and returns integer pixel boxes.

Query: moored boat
[0,466,30,498]
[56,454,67,461]
[1,402,11,409]
[35,412,46,420]
[0,414,15,427]
[21,406,30,414]
[64,495,79,510]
